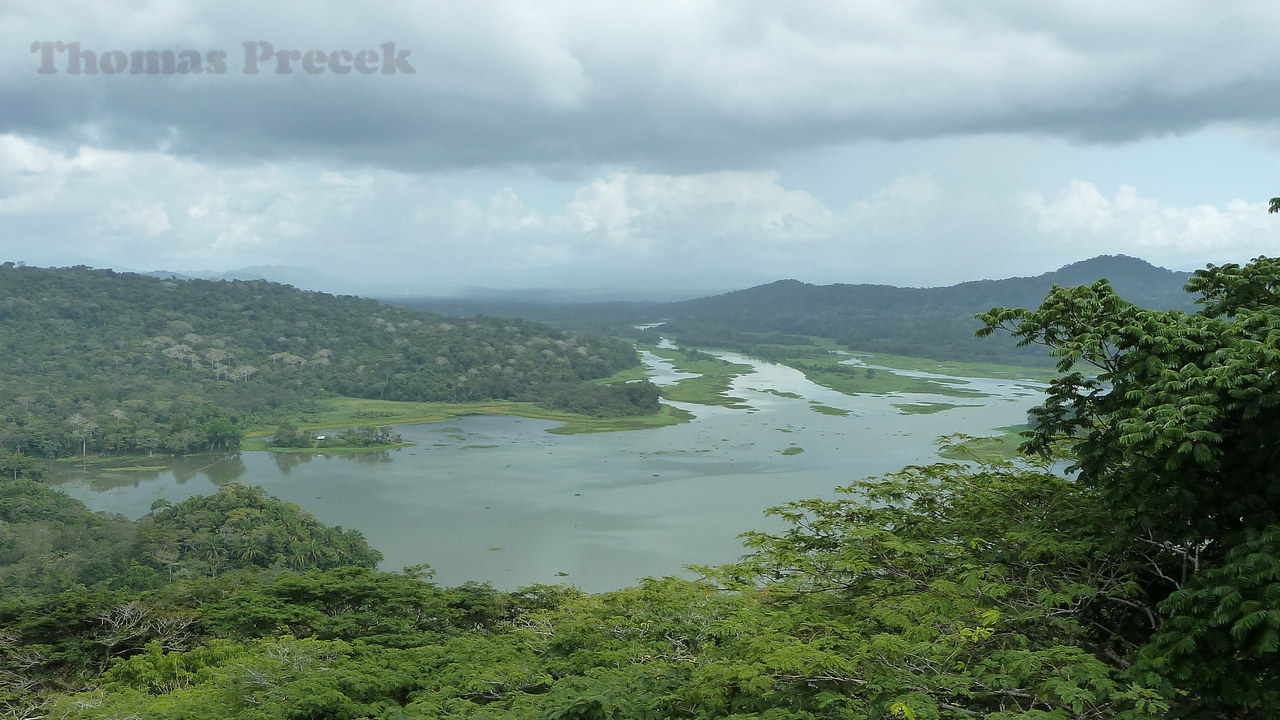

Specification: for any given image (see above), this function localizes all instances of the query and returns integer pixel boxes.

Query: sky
[3,1,1280,297]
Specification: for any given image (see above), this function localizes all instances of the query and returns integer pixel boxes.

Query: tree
[67,413,99,460]
[977,255,1280,717]
[168,428,203,454]
[978,261,1280,548]
[268,420,311,449]
[201,418,242,451]
[0,452,43,481]
[703,461,1168,719]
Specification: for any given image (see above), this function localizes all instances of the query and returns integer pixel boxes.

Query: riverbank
[642,346,754,407]
[243,395,695,441]
[651,335,1053,400]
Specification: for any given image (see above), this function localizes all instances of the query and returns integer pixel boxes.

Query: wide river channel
[51,348,1045,592]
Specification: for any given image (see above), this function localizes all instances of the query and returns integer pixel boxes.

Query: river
[49,348,1044,592]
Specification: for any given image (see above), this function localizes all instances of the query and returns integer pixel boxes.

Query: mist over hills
[140,266,715,302]
[140,266,361,295]
[401,255,1197,365]
[144,255,1191,309]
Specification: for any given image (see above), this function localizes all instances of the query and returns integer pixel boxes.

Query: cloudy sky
[3,1,1280,296]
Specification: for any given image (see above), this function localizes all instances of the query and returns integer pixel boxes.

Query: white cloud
[102,200,171,236]
[849,172,942,231]
[557,170,839,249]
[0,134,391,268]
[2,127,1277,293]
[1020,181,1274,266]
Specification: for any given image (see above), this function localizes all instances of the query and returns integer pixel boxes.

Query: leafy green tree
[0,452,43,481]
[978,261,1280,549]
[699,462,1165,719]
[268,420,311,449]
[143,483,382,575]
[201,418,242,451]
[0,480,148,596]
[1141,527,1280,715]
[978,255,1280,717]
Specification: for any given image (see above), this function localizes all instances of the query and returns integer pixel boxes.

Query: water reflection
[193,454,246,486]
[57,453,246,491]
[68,467,165,492]
[330,450,394,464]
[272,452,315,473]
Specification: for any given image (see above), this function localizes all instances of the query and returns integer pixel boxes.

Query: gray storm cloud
[5,1,1280,173]
[2,1,1278,292]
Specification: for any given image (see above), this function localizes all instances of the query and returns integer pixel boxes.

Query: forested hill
[657,255,1196,364]
[0,263,638,458]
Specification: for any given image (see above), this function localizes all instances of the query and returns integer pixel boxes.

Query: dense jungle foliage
[539,380,661,418]
[0,264,639,459]
[0,256,1276,718]
[0,481,380,598]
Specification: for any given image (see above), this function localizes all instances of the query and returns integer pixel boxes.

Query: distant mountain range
[653,255,1196,364]
[668,255,1193,317]
[140,255,1199,365]
[399,255,1199,366]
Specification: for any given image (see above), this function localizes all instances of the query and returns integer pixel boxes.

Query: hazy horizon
[3,250,1195,302]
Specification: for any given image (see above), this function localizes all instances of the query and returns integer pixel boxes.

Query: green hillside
[657,255,1196,364]
[0,264,640,459]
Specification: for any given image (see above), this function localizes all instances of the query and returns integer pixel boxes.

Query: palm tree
[286,542,309,570]
[237,538,268,566]
[191,534,225,573]
[302,538,326,566]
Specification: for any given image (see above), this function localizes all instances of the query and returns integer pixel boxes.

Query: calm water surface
[51,350,1044,592]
